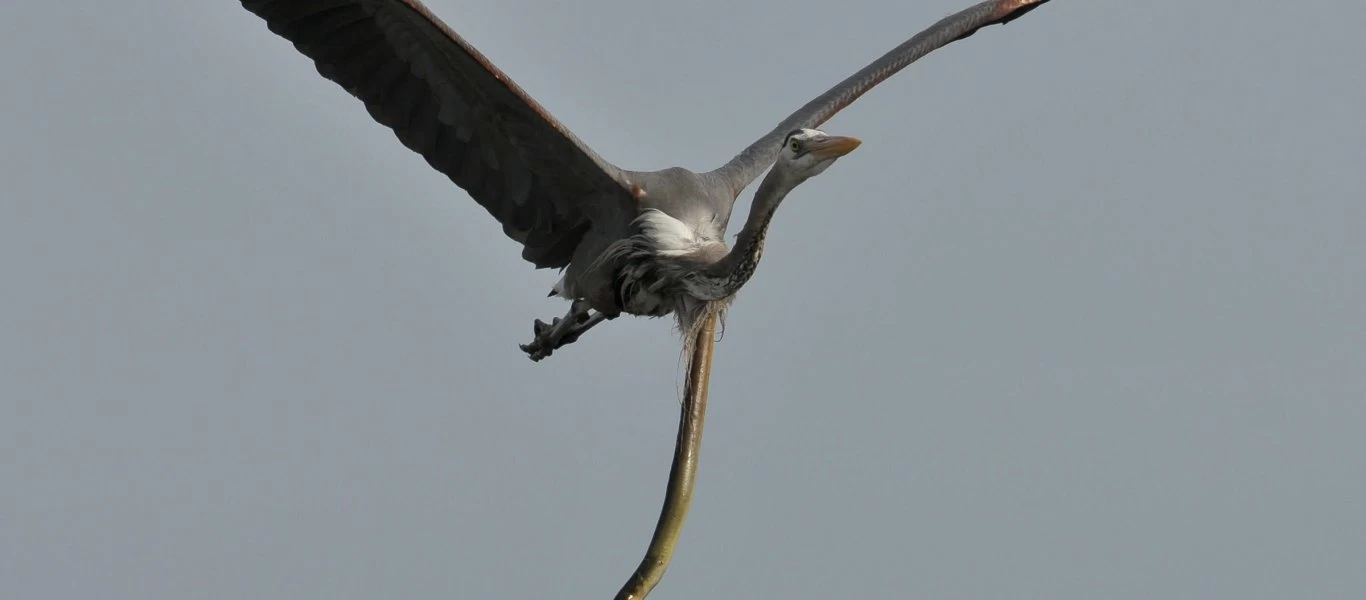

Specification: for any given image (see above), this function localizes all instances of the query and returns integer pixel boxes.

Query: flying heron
[237,1,1054,598]
[238,0,1051,360]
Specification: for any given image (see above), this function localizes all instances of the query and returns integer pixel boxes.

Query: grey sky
[3,1,1364,598]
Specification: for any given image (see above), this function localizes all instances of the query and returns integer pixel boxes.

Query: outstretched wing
[711,0,1053,194]
[240,0,637,269]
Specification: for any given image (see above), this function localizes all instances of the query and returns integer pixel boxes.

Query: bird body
[594,208,727,316]
[555,167,733,319]
[573,130,864,343]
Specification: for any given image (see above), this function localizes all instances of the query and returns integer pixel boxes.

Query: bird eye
[789,139,801,153]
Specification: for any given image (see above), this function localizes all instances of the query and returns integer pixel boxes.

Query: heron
[237,1,1053,598]
[238,0,1051,361]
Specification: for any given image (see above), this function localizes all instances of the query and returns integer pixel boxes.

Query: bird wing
[710,0,1052,194]
[240,0,637,269]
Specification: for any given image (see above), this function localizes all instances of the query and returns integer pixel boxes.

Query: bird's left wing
[240,0,638,269]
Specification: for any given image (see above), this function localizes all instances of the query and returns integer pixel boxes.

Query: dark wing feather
[711,0,1053,194]
[240,0,636,269]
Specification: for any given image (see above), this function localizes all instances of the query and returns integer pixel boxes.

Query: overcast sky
[3,1,1365,599]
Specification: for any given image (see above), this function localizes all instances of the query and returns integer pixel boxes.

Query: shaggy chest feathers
[607,209,728,317]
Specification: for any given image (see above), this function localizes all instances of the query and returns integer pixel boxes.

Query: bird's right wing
[240,0,638,269]
[710,0,1052,194]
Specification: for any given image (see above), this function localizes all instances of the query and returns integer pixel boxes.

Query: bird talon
[520,340,550,361]
[521,304,605,360]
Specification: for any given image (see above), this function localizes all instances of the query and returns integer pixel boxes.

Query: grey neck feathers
[690,168,796,299]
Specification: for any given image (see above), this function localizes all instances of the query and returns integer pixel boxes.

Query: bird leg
[519,299,610,361]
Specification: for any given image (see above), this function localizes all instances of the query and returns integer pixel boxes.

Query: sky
[3,1,1365,599]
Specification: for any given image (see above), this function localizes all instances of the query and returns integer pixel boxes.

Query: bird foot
[519,301,606,361]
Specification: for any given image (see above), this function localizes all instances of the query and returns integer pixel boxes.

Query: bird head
[777,128,862,181]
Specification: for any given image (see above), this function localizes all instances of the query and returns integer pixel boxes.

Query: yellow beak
[807,135,862,159]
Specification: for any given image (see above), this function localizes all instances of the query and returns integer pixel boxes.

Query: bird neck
[692,169,795,299]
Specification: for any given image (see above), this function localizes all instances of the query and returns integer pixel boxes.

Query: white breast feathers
[597,209,725,317]
[634,209,708,256]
